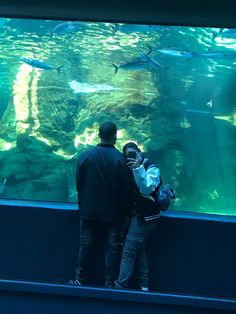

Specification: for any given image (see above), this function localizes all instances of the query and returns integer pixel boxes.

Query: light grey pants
[115,216,157,289]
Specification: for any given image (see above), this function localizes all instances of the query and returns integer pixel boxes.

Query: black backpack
[154,184,175,212]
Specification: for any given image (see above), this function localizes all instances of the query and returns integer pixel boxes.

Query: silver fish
[186,109,213,115]
[140,53,169,70]
[50,21,83,37]
[111,23,167,35]
[20,57,63,73]
[112,54,168,74]
[112,60,152,74]
[218,28,236,39]
[198,51,236,59]
[146,44,198,60]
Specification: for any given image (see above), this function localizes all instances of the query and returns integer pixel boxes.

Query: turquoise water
[0,18,236,215]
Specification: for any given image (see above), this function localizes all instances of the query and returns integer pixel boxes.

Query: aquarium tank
[0,17,235,215]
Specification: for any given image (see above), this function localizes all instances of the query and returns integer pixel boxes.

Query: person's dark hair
[123,142,141,155]
[99,122,117,141]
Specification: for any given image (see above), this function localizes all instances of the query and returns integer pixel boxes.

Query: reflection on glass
[0,18,235,215]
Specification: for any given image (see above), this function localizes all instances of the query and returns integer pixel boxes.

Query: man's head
[99,122,117,144]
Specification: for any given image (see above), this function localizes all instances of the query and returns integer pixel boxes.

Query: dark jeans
[115,216,157,289]
[75,218,122,287]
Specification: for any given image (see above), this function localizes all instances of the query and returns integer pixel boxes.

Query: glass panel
[0,18,235,214]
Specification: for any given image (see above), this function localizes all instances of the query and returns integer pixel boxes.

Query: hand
[127,158,141,169]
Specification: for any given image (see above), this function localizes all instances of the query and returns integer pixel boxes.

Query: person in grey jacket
[69,122,132,288]
[115,142,161,291]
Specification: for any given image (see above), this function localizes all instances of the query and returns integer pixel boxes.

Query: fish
[111,23,167,35]
[185,109,213,115]
[180,117,191,129]
[198,50,236,59]
[206,99,213,108]
[216,28,236,39]
[140,52,169,71]
[112,60,152,74]
[50,21,83,37]
[112,54,168,74]
[20,57,63,73]
[146,44,198,60]
[180,100,188,105]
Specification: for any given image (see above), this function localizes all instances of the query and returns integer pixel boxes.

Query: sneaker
[67,279,82,286]
[105,282,114,289]
[113,281,127,290]
[141,286,148,292]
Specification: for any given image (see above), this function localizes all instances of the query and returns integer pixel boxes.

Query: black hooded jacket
[76,143,132,221]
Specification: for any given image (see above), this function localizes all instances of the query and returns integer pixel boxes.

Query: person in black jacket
[114,142,161,291]
[69,122,132,288]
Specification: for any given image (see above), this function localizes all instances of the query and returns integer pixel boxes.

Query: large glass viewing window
[0,17,235,215]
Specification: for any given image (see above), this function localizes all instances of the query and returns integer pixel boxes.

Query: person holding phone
[114,142,161,291]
